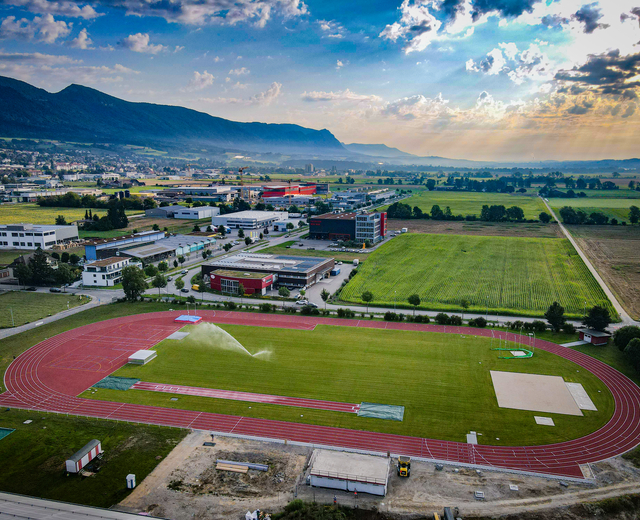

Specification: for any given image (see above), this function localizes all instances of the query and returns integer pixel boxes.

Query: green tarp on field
[0,428,14,441]
[93,376,139,391]
[357,402,405,421]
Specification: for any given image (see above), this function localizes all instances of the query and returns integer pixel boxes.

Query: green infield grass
[340,233,614,318]
[382,191,547,219]
[0,409,186,508]
[0,291,89,328]
[82,322,613,447]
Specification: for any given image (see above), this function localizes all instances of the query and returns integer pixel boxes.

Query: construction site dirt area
[117,431,640,520]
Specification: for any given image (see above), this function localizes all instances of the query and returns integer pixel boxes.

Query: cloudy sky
[0,0,639,161]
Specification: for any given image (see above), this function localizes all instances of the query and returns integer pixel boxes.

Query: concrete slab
[490,371,582,416]
[560,340,589,348]
[309,449,389,484]
[565,382,597,411]
[510,350,527,357]
[534,416,555,426]
[466,431,478,444]
[167,331,190,340]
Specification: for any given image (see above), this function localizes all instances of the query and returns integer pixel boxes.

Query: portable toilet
[126,474,136,489]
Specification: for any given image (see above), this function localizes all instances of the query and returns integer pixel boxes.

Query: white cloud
[250,81,281,105]
[174,45,184,52]
[232,81,248,89]
[336,59,348,70]
[467,42,555,85]
[213,56,222,62]
[86,0,307,27]
[182,70,214,91]
[0,52,138,88]
[0,14,71,43]
[67,27,92,49]
[379,0,442,53]
[318,19,344,39]
[119,33,166,54]
[228,67,249,75]
[301,89,382,103]
[2,0,101,19]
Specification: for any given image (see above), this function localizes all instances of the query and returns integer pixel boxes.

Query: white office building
[82,257,139,287]
[0,224,78,250]
[212,211,288,229]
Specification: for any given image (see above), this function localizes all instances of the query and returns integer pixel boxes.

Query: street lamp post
[394,290,397,310]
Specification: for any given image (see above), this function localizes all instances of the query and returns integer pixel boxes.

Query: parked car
[181,270,188,275]
[49,287,62,293]
[26,287,37,291]
[166,276,173,281]
[306,302,318,308]
[296,299,309,305]
[180,288,189,293]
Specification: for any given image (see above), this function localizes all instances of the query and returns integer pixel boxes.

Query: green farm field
[549,197,638,222]
[384,191,547,219]
[0,203,143,225]
[83,323,613,446]
[0,291,89,328]
[340,234,614,318]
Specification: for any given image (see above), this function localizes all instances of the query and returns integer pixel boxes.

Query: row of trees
[386,202,532,223]
[37,192,156,211]
[559,206,639,225]
[14,248,79,287]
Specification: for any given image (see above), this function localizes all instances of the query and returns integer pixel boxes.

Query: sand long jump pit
[490,371,583,416]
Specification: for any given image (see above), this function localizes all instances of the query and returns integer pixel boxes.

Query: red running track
[2,310,640,479]
[132,381,361,413]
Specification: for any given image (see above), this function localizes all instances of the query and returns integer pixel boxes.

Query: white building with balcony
[82,257,138,287]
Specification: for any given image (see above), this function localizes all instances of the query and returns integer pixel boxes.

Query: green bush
[435,313,450,325]
[624,338,640,373]
[337,308,355,318]
[614,326,640,351]
[469,317,487,328]
[562,323,576,334]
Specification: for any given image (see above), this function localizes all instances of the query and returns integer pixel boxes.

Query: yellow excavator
[397,456,411,477]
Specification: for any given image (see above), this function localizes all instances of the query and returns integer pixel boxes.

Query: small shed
[308,449,390,496]
[66,439,102,473]
[578,328,611,346]
[128,350,157,365]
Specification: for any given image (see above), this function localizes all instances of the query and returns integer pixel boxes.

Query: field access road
[542,199,637,326]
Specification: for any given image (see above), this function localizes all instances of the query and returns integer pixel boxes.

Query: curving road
[1,311,639,480]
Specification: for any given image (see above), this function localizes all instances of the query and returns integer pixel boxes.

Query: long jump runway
[2,310,640,480]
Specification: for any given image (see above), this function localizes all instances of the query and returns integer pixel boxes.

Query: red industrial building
[262,184,317,198]
[207,269,274,295]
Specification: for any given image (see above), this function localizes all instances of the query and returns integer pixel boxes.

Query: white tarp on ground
[167,331,190,340]
[534,416,555,426]
[565,382,598,411]
[490,371,583,416]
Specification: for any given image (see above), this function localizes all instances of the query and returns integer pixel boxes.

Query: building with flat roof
[118,234,216,263]
[262,184,317,198]
[84,230,165,261]
[308,449,390,496]
[260,195,317,207]
[202,252,334,289]
[212,210,288,230]
[82,257,138,287]
[310,211,387,243]
[145,206,220,219]
[207,269,274,295]
[0,224,78,250]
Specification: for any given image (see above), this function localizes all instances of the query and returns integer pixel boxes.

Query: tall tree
[361,290,374,313]
[55,263,76,289]
[55,215,67,225]
[408,294,421,315]
[321,288,330,309]
[121,265,148,301]
[152,273,167,295]
[544,301,566,332]
[28,247,53,285]
[583,305,612,332]
[630,206,640,225]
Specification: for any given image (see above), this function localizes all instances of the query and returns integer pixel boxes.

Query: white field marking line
[187,412,203,429]
[229,417,243,433]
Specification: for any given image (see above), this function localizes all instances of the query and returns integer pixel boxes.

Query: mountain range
[0,76,343,155]
[0,76,638,171]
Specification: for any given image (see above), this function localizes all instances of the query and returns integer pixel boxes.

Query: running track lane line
[2,310,640,479]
